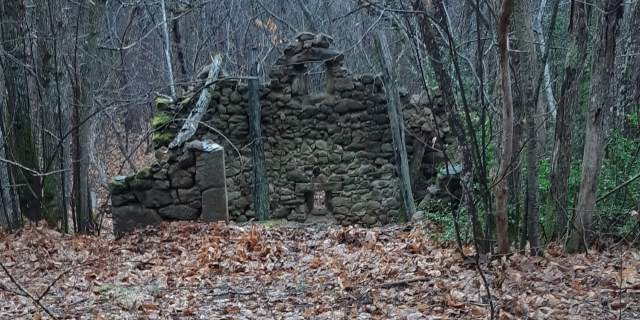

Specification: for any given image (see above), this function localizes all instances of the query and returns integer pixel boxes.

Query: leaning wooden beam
[374,31,416,221]
[169,55,223,149]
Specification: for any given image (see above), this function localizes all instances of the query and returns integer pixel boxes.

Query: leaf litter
[1,221,639,319]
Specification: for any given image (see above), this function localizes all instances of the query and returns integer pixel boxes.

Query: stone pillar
[193,141,229,222]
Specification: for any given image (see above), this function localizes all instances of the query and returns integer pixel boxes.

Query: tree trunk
[35,0,66,227]
[550,1,588,240]
[617,1,640,123]
[73,0,104,233]
[374,31,416,221]
[515,0,544,256]
[534,0,558,117]
[413,0,486,252]
[568,0,623,253]
[160,0,176,99]
[0,0,43,222]
[248,49,269,221]
[0,118,18,230]
[171,13,188,85]
[495,0,515,255]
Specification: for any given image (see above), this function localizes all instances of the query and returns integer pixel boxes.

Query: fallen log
[169,55,223,149]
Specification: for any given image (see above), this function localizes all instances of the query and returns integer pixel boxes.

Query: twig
[254,0,298,34]
[0,261,59,319]
[376,276,430,288]
[37,268,72,302]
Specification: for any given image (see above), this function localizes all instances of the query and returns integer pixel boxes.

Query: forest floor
[1,221,639,320]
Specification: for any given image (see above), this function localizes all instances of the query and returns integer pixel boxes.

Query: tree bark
[617,1,640,122]
[413,0,486,252]
[72,0,104,233]
[514,0,542,256]
[248,49,269,221]
[0,0,43,222]
[35,0,66,227]
[495,0,515,255]
[0,118,18,229]
[160,0,177,99]
[550,1,588,240]
[568,0,624,253]
[374,31,416,221]
[534,0,558,117]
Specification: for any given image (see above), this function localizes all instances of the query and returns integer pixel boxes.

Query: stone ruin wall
[109,33,450,234]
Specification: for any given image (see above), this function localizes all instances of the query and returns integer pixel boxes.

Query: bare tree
[375,30,416,221]
[495,0,515,255]
[551,0,588,240]
[568,0,624,252]
[0,0,43,222]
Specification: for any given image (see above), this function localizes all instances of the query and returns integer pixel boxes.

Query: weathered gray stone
[272,207,291,218]
[112,205,162,236]
[342,152,356,162]
[366,200,381,210]
[234,197,250,209]
[177,152,195,169]
[286,169,309,183]
[153,169,168,180]
[170,170,194,188]
[196,148,226,190]
[129,177,152,191]
[227,191,241,201]
[295,183,313,193]
[382,198,401,209]
[178,188,200,203]
[351,202,367,213]
[381,143,393,153]
[363,214,377,225]
[331,197,350,207]
[334,99,365,113]
[372,180,391,189]
[201,187,228,222]
[158,205,200,220]
[315,140,329,150]
[300,142,312,154]
[111,193,136,207]
[333,78,354,91]
[138,189,173,208]
[152,179,170,190]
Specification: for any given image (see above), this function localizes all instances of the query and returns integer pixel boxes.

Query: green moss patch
[152,132,173,148]
[151,112,173,129]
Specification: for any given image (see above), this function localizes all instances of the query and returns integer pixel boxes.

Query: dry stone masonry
[109,141,228,236]
[109,32,450,235]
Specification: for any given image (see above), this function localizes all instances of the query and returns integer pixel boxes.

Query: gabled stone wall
[110,32,449,234]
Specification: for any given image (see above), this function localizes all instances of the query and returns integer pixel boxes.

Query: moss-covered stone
[129,177,152,191]
[152,132,173,148]
[151,112,172,129]
[154,96,173,111]
[109,176,130,194]
[135,167,153,180]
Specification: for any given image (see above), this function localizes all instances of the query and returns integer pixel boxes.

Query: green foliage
[594,129,640,236]
[41,176,62,227]
[420,198,467,244]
